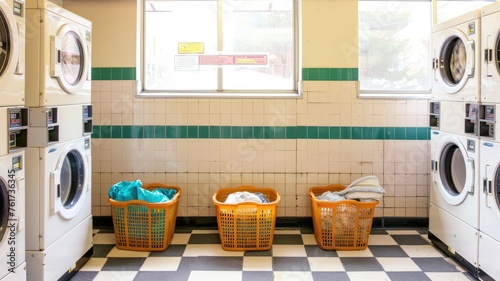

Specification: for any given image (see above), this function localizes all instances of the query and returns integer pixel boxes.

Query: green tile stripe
[91,67,358,81]
[92,126,430,140]
[92,67,136,80]
[302,68,358,81]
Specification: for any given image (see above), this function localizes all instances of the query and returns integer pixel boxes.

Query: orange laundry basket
[109,183,181,251]
[213,186,280,251]
[309,184,378,250]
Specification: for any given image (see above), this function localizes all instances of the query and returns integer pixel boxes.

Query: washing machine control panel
[13,0,22,17]
[6,107,28,152]
[11,154,22,171]
[467,139,476,152]
[479,104,497,140]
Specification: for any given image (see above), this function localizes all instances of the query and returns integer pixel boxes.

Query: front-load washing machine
[25,1,91,107]
[479,140,500,280]
[25,136,92,281]
[481,1,500,103]
[478,140,500,281]
[0,150,25,281]
[429,129,480,276]
[432,9,481,102]
[0,151,26,281]
[0,0,25,107]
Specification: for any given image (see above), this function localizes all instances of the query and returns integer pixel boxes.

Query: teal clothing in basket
[108,180,177,203]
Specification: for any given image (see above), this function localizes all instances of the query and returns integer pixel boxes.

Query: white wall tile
[91,80,432,219]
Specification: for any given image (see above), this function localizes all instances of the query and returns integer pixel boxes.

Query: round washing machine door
[50,24,90,95]
[489,164,500,212]
[0,180,8,249]
[50,144,88,220]
[435,135,475,206]
[490,30,500,80]
[434,29,475,94]
[0,0,19,91]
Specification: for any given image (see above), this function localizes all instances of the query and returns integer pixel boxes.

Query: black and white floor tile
[69,228,476,281]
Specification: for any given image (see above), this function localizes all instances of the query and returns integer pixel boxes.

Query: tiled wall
[90,68,430,219]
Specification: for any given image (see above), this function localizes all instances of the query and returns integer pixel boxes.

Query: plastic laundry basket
[309,184,378,250]
[213,186,280,251]
[109,183,181,251]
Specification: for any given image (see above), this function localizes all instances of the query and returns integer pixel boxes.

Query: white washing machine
[0,150,25,281]
[25,1,91,107]
[432,9,481,102]
[25,136,92,281]
[478,141,500,281]
[481,1,500,103]
[429,129,480,275]
[0,0,25,107]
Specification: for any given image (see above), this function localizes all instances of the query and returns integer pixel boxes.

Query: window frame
[136,0,302,99]
[357,0,432,100]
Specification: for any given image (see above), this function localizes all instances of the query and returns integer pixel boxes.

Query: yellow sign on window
[178,43,204,54]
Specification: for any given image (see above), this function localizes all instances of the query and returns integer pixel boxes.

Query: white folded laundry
[224,191,263,203]
[317,176,385,202]
[317,192,345,202]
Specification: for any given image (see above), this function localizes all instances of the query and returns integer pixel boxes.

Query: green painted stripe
[92,67,136,80]
[302,68,358,81]
[92,126,430,140]
[92,67,358,81]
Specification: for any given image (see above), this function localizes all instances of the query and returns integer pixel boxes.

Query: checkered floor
[68,228,476,281]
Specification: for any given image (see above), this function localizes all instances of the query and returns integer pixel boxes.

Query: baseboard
[93,216,429,230]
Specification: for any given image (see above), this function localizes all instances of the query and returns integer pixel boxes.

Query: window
[358,0,432,99]
[139,0,301,98]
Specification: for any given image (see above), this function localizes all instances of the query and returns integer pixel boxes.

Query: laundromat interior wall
[63,0,431,219]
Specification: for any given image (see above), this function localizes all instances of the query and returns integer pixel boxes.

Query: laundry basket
[213,186,280,251]
[309,184,378,250]
[108,183,181,251]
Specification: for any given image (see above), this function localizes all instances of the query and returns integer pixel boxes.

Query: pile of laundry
[317,176,385,202]
[224,191,270,203]
[108,180,178,203]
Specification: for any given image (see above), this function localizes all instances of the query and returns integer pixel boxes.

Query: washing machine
[428,129,480,276]
[25,1,91,107]
[25,136,92,281]
[0,0,25,107]
[432,9,481,102]
[0,0,24,106]
[0,150,25,281]
[481,1,500,103]
[477,141,500,281]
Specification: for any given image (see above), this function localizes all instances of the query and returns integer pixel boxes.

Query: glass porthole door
[0,181,8,247]
[490,166,500,212]
[0,0,19,91]
[0,12,11,78]
[436,138,474,205]
[434,29,474,94]
[51,24,89,94]
[51,148,87,219]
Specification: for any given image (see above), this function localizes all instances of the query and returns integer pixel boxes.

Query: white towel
[317,176,385,202]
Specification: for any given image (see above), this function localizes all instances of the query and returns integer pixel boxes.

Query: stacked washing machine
[24,1,93,280]
[477,2,500,281]
[428,9,482,277]
[0,1,26,281]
